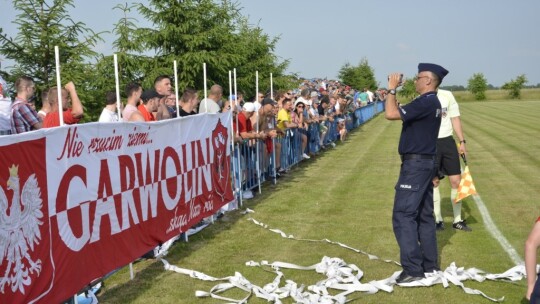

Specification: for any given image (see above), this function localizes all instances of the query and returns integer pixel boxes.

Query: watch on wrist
[388,89,396,95]
[460,140,466,144]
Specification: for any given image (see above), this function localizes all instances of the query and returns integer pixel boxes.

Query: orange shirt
[137,104,155,122]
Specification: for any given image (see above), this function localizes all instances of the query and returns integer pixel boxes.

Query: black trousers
[392,158,439,276]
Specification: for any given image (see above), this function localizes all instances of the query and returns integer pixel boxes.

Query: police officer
[385,63,448,283]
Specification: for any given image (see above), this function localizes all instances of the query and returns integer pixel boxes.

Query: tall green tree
[0,0,103,107]
[87,3,148,117]
[338,58,377,90]
[229,17,291,99]
[104,0,290,100]
[399,78,417,101]
[502,74,527,99]
[467,73,488,100]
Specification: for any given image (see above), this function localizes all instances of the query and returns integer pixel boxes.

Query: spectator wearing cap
[199,84,223,114]
[308,94,327,149]
[123,82,142,122]
[98,91,120,122]
[235,102,265,141]
[386,63,448,284]
[179,88,199,117]
[254,98,279,173]
[317,95,334,148]
[43,81,83,128]
[252,98,277,135]
[129,89,164,122]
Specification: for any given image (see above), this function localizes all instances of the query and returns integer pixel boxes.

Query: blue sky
[2,0,539,87]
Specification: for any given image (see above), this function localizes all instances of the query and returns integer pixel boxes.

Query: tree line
[0,0,297,121]
[338,60,534,101]
[1,0,535,123]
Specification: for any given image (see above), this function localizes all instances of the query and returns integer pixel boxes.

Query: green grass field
[98,100,540,304]
[453,88,540,102]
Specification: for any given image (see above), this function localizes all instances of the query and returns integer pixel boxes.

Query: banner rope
[158,216,529,303]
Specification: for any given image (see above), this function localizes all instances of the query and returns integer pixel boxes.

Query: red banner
[0,114,234,303]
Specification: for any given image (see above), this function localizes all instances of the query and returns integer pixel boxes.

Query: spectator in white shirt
[98,91,120,122]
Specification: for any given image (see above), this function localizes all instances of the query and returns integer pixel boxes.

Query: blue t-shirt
[397,91,441,155]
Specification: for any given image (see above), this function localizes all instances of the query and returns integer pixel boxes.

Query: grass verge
[98,101,539,303]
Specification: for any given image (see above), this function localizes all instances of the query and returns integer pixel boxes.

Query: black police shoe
[395,271,425,284]
[436,221,444,231]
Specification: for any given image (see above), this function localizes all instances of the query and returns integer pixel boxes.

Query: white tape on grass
[472,194,524,265]
[162,253,529,303]
[242,217,529,302]
[157,215,530,303]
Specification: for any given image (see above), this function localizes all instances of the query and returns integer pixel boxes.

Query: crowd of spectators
[0,71,390,203]
[0,70,387,233]
[0,65,392,301]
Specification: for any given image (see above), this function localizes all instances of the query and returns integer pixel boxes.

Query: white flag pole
[174,60,179,117]
[228,70,238,209]
[233,68,243,207]
[270,73,273,100]
[255,71,261,194]
[203,63,207,112]
[234,68,239,131]
[270,73,276,184]
[54,46,64,126]
[114,54,122,121]
[120,54,130,282]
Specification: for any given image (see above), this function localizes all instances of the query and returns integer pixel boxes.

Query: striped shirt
[11,98,41,134]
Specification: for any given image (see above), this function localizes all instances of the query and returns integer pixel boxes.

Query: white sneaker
[302,153,311,159]
[330,142,336,148]
[242,190,254,199]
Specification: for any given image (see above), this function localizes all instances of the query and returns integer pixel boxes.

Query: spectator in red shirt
[129,89,164,122]
[234,102,265,141]
[43,81,83,128]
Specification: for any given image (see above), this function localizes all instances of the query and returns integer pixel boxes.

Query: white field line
[472,194,523,265]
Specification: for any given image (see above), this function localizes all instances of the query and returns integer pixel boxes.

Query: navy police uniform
[392,63,446,278]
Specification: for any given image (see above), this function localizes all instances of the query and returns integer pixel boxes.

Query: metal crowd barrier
[72,101,385,303]
[230,101,384,202]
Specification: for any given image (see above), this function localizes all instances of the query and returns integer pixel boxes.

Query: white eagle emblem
[0,165,43,294]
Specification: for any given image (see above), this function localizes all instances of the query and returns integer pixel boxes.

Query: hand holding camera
[388,73,403,89]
